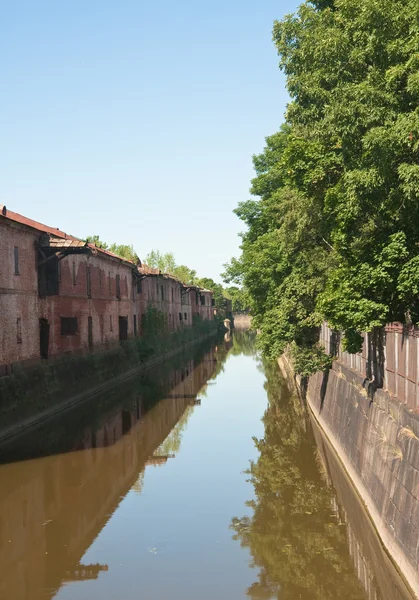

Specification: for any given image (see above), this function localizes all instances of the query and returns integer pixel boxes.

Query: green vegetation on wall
[225,0,419,372]
[0,315,218,434]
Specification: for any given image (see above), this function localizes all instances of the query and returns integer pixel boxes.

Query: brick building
[136,267,191,331]
[0,206,214,372]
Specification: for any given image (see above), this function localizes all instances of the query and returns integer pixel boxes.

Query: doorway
[119,316,128,341]
[39,318,50,359]
[88,316,93,349]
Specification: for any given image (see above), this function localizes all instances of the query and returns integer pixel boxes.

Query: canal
[0,332,414,600]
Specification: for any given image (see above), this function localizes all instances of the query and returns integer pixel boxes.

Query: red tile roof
[0,205,78,239]
[0,205,136,266]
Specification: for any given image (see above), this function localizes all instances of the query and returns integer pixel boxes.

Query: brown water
[0,332,414,600]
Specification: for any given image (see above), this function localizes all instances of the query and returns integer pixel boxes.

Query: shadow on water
[231,354,415,600]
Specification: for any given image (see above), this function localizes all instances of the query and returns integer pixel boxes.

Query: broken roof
[1,205,136,266]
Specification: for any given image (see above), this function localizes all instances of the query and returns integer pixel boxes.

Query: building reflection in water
[0,339,228,600]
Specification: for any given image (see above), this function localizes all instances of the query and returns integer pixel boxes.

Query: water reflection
[231,357,414,600]
[0,338,227,600]
[0,331,413,600]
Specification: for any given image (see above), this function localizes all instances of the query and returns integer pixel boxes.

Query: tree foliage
[144,250,177,274]
[85,235,108,249]
[144,249,199,285]
[108,243,139,263]
[85,235,140,263]
[225,286,251,313]
[229,0,419,369]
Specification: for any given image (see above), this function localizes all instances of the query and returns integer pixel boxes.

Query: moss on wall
[0,318,218,434]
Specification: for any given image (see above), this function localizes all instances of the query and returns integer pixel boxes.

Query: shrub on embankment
[0,313,219,433]
[224,0,419,375]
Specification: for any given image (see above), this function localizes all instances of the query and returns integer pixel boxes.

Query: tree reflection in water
[231,359,366,600]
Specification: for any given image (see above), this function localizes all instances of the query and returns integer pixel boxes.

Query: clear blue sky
[1,0,300,281]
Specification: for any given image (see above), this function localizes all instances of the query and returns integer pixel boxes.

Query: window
[116,274,121,299]
[137,279,142,293]
[125,275,128,296]
[184,312,187,320]
[108,271,111,293]
[38,256,59,296]
[72,261,76,286]
[14,246,19,275]
[99,269,102,289]
[86,266,91,298]
[16,318,22,343]
[58,261,62,283]
[110,314,113,332]
[161,285,164,301]
[61,317,78,336]
[179,312,182,321]
[200,295,205,306]
[100,315,104,340]
[171,288,174,301]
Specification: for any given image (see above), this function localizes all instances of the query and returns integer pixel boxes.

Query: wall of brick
[197,291,213,321]
[40,253,136,356]
[136,275,195,332]
[0,221,40,367]
[1,215,214,370]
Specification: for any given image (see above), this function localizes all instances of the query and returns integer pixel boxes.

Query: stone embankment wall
[311,416,415,600]
[279,355,419,598]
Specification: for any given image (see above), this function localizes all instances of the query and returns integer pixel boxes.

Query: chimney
[1,205,6,216]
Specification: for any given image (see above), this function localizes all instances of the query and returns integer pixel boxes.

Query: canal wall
[311,414,415,600]
[278,354,419,599]
[0,320,219,444]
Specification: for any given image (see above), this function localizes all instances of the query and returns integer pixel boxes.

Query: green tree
[108,243,140,264]
[85,236,140,263]
[225,286,251,313]
[144,250,177,274]
[173,265,198,285]
[230,0,419,369]
[85,235,108,249]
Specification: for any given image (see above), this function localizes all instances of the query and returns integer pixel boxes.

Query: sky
[1,0,300,281]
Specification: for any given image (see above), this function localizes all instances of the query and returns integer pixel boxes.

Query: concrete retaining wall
[280,355,419,598]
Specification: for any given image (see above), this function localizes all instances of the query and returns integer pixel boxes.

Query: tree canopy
[227,0,419,371]
[143,250,198,286]
[85,235,140,263]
